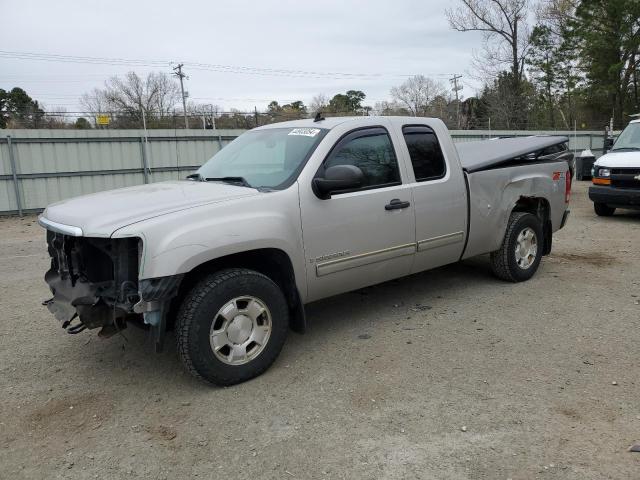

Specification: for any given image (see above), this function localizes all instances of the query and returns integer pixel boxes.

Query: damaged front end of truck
[42,226,181,351]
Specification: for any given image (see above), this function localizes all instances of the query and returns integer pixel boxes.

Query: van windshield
[197,127,328,189]
[612,122,640,151]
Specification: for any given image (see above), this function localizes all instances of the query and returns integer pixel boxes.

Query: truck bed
[462,159,569,260]
[456,136,569,172]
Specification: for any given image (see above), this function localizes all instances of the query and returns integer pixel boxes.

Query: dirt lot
[1,181,639,479]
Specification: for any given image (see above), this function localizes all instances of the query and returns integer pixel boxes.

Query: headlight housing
[597,167,611,178]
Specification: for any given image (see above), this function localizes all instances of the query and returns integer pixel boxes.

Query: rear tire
[490,212,544,282]
[594,202,615,216]
[176,268,289,386]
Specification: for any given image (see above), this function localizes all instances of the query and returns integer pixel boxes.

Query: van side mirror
[312,165,364,199]
[604,137,614,150]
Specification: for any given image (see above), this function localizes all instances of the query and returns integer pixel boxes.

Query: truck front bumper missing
[42,229,182,350]
[43,232,141,335]
[43,269,124,334]
[589,185,640,209]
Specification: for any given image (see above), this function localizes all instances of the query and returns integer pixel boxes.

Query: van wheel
[176,268,289,386]
[594,202,615,216]
[490,212,543,282]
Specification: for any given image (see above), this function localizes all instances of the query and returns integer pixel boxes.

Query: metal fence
[0,128,606,216]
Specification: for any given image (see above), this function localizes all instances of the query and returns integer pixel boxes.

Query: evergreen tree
[0,87,45,128]
[567,0,640,127]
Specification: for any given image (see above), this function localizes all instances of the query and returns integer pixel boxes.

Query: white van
[589,119,640,216]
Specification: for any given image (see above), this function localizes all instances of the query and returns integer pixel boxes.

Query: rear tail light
[565,170,571,204]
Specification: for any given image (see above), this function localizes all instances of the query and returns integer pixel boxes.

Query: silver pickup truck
[39,116,571,385]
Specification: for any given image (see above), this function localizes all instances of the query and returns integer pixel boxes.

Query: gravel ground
[1,181,639,479]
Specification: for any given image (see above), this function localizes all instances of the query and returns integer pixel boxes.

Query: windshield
[612,122,640,151]
[197,127,328,189]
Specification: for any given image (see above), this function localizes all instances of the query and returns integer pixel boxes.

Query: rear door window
[402,126,446,181]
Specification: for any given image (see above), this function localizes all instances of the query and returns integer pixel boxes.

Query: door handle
[385,199,411,210]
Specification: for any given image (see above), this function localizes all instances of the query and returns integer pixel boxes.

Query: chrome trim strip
[37,216,83,237]
[316,243,416,277]
[417,231,464,252]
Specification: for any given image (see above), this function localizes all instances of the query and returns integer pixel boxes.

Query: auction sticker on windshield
[288,128,321,137]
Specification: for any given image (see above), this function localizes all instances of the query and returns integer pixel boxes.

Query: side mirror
[604,137,614,150]
[312,165,364,199]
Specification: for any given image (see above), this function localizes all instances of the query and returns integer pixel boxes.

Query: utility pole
[173,64,189,129]
[450,74,463,129]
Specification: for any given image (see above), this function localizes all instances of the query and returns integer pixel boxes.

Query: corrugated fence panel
[0,138,18,212]
[16,136,141,174]
[0,180,17,212]
[0,128,606,215]
[149,170,186,184]
[0,139,10,175]
[20,173,146,210]
[0,129,244,214]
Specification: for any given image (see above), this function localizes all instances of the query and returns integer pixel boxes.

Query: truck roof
[257,115,640,131]
[257,117,570,173]
[255,116,443,131]
[255,116,361,130]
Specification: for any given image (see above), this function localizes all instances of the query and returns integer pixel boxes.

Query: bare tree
[309,94,329,115]
[390,75,446,116]
[447,0,533,126]
[446,0,531,83]
[79,88,108,115]
[186,101,222,116]
[371,100,408,116]
[185,102,222,129]
[536,0,577,36]
[80,71,180,127]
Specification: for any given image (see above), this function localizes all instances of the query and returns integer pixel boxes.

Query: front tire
[176,268,289,386]
[490,212,544,282]
[594,202,615,216]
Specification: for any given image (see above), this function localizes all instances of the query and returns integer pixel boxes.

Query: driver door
[299,127,416,302]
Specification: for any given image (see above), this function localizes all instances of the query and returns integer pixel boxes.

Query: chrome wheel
[209,296,272,366]
[514,227,538,269]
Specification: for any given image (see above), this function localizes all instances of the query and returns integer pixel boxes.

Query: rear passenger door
[399,125,468,273]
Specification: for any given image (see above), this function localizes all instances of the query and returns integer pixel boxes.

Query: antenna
[314,111,325,122]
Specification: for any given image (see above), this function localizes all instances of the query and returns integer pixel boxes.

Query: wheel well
[512,197,552,255]
[169,248,305,333]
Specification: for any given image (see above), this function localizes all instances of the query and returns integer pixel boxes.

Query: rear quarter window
[402,126,446,181]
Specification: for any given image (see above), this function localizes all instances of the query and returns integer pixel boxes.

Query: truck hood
[42,180,260,237]
[595,150,640,168]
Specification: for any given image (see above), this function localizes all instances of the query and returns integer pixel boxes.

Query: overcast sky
[0,0,484,113]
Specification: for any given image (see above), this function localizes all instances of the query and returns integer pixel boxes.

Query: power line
[0,51,167,67]
[0,73,117,78]
[1,50,477,116]
[0,50,458,80]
